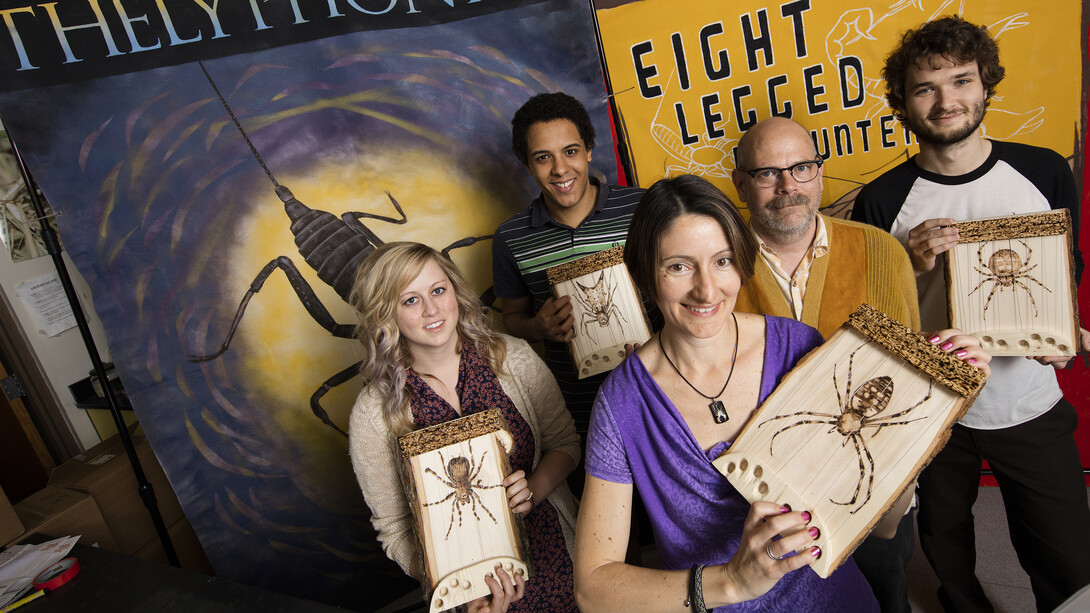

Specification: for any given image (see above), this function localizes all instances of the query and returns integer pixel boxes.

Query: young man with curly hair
[492,93,647,439]
[852,15,1090,612]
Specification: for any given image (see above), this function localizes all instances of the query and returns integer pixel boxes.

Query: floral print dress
[407,345,577,612]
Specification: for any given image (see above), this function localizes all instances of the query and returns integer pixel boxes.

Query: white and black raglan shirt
[852,140,1083,430]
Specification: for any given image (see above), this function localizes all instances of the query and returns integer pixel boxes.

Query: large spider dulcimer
[713,304,987,578]
[399,410,529,612]
[547,245,653,379]
[945,210,1079,356]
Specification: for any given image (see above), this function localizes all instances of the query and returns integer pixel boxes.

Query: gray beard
[752,193,815,243]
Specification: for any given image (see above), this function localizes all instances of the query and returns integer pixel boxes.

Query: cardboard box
[0,485,23,546]
[48,430,184,554]
[12,486,118,550]
[134,517,215,576]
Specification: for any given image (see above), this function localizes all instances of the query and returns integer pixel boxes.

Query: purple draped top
[586,315,878,612]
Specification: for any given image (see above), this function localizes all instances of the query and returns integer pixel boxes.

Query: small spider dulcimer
[547,245,653,379]
[713,304,987,578]
[945,210,1079,356]
[399,410,530,612]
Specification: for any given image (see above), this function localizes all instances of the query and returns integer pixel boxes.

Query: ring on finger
[766,542,790,561]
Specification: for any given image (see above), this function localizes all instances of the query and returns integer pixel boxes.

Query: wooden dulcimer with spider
[713,304,986,578]
[399,410,530,612]
[944,210,1079,356]
[546,245,653,379]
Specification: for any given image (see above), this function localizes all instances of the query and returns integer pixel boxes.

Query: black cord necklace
[659,312,738,424]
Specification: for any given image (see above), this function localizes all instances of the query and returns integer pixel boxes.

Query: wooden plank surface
[946,212,1079,356]
[399,410,529,612]
[548,248,651,379]
[714,305,985,577]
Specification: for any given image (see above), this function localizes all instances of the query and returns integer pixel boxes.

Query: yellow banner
[596,1,1082,216]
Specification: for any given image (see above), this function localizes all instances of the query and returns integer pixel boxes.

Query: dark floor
[376,486,1090,613]
[907,486,1035,612]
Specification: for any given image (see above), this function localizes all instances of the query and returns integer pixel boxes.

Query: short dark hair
[511,92,596,165]
[624,174,757,303]
[883,15,1005,122]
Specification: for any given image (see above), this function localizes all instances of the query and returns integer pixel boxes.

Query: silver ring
[766,542,788,561]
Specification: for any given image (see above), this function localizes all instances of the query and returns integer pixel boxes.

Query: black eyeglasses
[742,160,823,188]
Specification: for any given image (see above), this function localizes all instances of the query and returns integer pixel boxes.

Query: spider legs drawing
[758,344,934,513]
[967,239,1051,317]
[575,270,628,337]
[422,442,504,539]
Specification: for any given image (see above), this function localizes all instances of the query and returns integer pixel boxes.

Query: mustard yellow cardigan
[735,215,920,338]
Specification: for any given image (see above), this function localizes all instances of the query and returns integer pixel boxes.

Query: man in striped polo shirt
[492,92,645,440]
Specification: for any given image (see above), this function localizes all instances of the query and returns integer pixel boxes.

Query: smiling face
[902,57,988,147]
[395,258,460,357]
[524,118,596,225]
[731,118,822,246]
[655,214,742,341]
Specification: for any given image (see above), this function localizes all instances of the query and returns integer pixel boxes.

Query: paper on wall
[14,273,76,337]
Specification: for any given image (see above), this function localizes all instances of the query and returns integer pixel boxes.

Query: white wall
[0,249,109,449]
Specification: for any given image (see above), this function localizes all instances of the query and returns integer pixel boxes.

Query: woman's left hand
[927,329,991,377]
[503,470,533,515]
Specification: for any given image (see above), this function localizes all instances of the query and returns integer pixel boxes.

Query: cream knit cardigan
[348,334,581,575]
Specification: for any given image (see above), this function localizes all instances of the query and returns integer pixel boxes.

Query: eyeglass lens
[754,162,819,187]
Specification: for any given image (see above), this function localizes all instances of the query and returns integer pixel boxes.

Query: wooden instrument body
[945,210,1079,356]
[713,305,985,578]
[546,246,652,379]
[399,410,529,612]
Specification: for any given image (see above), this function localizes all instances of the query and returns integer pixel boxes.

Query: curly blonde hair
[351,242,506,436]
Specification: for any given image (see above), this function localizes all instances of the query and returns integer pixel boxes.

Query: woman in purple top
[572,175,990,612]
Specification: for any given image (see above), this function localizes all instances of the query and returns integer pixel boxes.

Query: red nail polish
[780,504,791,513]
[929,335,941,343]
[809,527,819,538]
[941,342,953,351]
[955,350,967,358]
[801,511,811,522]
[811,547,822,558]
[969,358,977,364]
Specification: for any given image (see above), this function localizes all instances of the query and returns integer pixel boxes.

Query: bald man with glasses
[731,116,919,339]
[730,116,921,613]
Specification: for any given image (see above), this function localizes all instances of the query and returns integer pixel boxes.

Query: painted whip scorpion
[187,63,490,436]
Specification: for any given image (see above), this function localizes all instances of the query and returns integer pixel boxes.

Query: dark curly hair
[511,92,596,165]
[883,15,1005,122]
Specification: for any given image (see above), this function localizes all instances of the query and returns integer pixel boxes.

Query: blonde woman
[348,242,580,612]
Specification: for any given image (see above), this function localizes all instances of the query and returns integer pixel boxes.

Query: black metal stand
[5,134,180,566]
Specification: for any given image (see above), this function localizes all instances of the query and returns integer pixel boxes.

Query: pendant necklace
[659,312,738,424]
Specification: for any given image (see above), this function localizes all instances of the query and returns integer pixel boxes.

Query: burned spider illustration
[758,344,933,514]
[967,239,1051,318]
[422,441,504,539]
[575,269,628,338]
